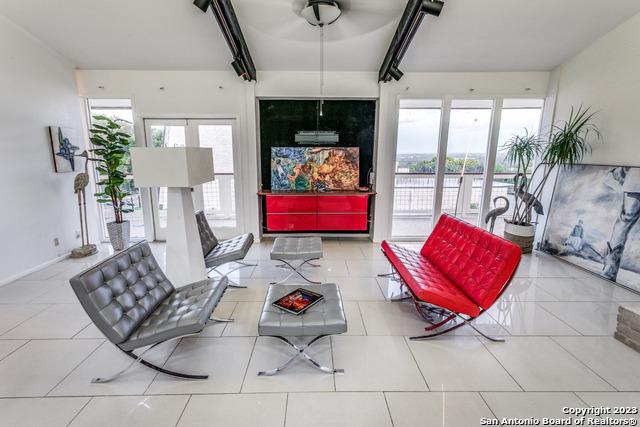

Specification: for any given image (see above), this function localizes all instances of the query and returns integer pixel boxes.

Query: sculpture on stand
[70,151,97,258]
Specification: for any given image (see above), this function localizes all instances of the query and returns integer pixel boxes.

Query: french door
[143,118,241,241]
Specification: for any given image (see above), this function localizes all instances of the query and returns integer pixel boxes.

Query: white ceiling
[1,0,639,72]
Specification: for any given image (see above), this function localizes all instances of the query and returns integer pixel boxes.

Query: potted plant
[89,115,134,251]
[503,106,601,253]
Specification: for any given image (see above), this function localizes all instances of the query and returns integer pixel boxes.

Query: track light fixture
[193,0,212,13]
[389,66,404,81]
[231,57,246,78]
[378,0,444,83]
[193,0,257,81]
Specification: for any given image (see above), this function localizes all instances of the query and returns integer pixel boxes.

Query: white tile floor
[0,240,639,426]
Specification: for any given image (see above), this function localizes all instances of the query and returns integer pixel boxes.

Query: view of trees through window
[392,98,544,238]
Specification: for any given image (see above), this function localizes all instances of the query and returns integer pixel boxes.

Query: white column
[165,187,207,286]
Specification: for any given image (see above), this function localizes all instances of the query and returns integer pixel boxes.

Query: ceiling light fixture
[299,0,342,143]
[301,0,342,27]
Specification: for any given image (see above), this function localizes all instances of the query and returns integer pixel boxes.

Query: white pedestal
[165,187,207,286]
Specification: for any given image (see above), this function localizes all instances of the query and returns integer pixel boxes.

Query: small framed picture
[49,126,79,173]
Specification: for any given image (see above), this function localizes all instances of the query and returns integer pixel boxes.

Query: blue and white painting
[541,164,640,292]
[49,126,79,173]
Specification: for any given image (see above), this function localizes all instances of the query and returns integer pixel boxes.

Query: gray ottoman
[257,283,347,375]
[270,237,323,285]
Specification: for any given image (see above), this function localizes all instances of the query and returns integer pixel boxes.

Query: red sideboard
[259,190,375,232]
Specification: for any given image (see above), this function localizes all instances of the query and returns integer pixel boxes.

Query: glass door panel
[391,100,442,238]
[143,119,187,241]
[194,122,238,232]
[442,100,493,225]
[490,99,544,234]
[191,120,241,239]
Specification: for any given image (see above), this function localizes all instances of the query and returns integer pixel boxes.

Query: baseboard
[0,252,71,287]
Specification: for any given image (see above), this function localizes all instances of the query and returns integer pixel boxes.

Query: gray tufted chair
[195,210,256,288]
[69,241,229,382]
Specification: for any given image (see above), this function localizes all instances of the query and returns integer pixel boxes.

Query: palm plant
[505,106,601,226]
[89,115,134,223]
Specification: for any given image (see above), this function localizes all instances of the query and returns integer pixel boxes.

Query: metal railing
[158,173,236,219]
[393,172,515,218]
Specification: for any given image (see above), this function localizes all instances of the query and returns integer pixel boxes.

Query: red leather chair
[381,214,522,341]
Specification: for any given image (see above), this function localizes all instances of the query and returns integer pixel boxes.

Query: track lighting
[193,0,212,13]
[389,66,404,81]
[193,0,257,81]
[378,0,445,83]
[231,58,247,79]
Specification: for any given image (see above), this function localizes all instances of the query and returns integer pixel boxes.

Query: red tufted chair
[380,214,522,341]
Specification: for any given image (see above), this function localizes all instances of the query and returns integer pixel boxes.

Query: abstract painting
[541,164,640,292]
[271,147,359,191]
[49,126,79,173]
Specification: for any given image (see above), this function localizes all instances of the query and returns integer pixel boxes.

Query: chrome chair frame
[257,335,343,376]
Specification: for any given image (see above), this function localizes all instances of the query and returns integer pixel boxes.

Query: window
[490,99,544,234]
[390,97,544,238]
[442,100,493,225]
[392,100,442,237]
[87,99,145,241]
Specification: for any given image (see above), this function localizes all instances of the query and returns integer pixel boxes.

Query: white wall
[0,15,88,284]
[77,69,552,243]
[535,12,640,243]
[552,12,640,166]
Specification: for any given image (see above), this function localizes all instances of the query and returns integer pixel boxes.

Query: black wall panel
[258,99,377,189]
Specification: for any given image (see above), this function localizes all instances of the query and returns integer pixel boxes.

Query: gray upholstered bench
[257,283,346,375]
[69,241,231,382]
[270,237,323,285]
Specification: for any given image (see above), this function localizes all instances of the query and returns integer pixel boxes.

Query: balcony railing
[393,172,515,218]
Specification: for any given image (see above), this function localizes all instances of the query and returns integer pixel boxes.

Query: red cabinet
[264,192,372,232]
[267,214,317,231]
[317,214,368,231]
[266,195,317,213]
[317,195,368,213]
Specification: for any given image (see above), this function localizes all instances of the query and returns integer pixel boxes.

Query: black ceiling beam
[193,0,257,81]
[378,0,444,83]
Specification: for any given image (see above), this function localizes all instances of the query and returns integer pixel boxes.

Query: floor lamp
[130,147,214,286]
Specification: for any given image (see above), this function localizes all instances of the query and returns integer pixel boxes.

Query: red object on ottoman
[381,214,522,341]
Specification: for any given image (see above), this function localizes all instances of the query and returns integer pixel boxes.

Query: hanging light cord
[319,24,325,117]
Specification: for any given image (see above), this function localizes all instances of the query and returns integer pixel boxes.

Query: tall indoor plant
[89,115,134,250]
[503,106,601,253]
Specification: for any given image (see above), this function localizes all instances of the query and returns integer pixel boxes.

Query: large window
[490,99,544,234]
[391,97,544,239]
[392,100,442,237]
[87,99,145,241]
[442,100,493,224]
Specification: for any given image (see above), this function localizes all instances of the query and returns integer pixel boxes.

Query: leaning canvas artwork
[541,164,640,292]
[49,126,80,173]
[271,147,359,191]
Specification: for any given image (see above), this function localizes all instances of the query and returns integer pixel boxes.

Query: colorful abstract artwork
[49,126,79,173]
[271,147,360,191]
[541,164,640,293]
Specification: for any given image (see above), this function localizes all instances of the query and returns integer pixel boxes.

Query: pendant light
[301,1,341,119]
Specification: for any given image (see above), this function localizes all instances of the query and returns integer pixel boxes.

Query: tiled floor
[0,240,639,426]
